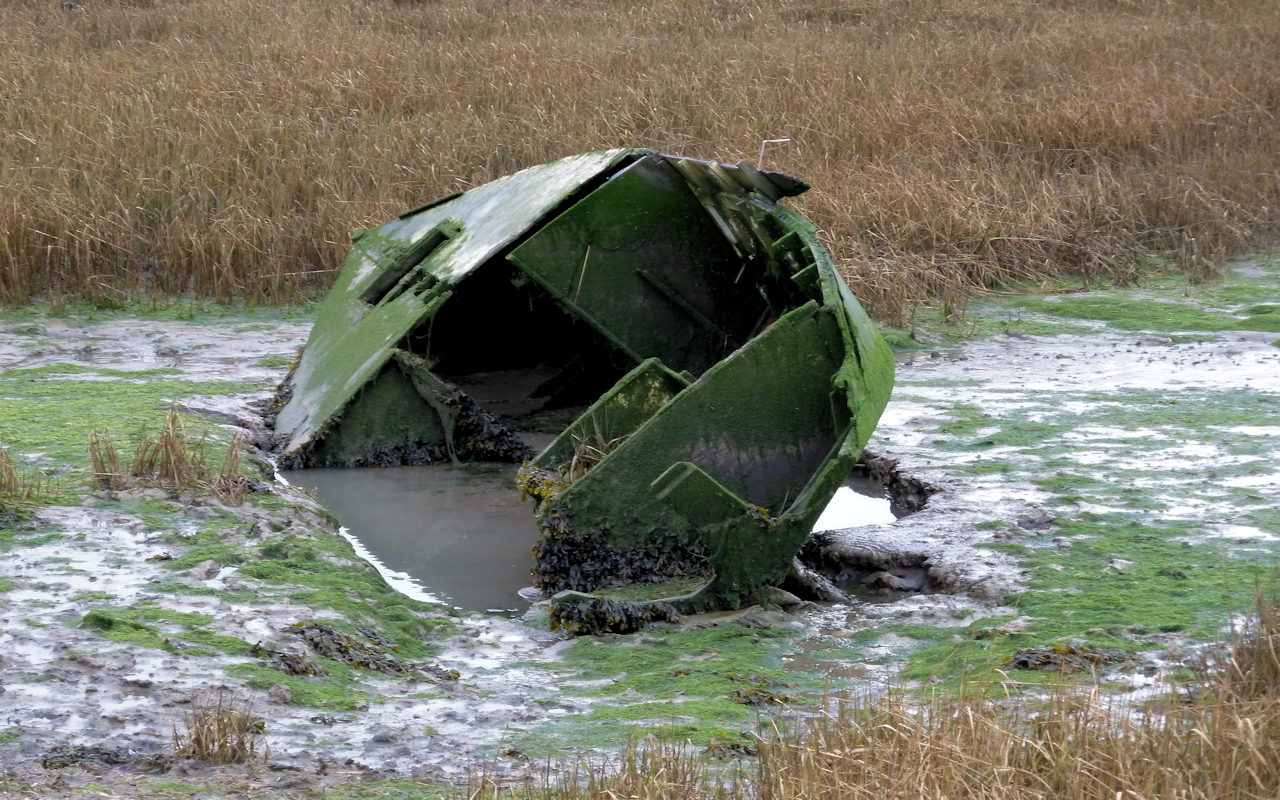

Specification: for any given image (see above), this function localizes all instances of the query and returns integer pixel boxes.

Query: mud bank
[2,255,1278,797]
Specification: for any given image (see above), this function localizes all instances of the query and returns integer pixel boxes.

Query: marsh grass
[3,0,1278,319]
[87,429,125,491]
[475,593,1280,800]
[131,409,210,489]
[1220,587,1280,704]
[171,691,268,765]
[0,443,57,505]
[89,410,249,500]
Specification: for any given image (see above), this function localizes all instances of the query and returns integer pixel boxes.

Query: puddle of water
[782,638,877,681]
[1203,524,1280,542]
[811,474,896,532]
[281,462,540,612]
[283,461,896,614]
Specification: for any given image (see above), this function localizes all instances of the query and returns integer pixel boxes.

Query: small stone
[268,684,293,705]
[862,571,919,592]
[759,586,803,609]
[368,727,397,744]
[1016,511,1052,532]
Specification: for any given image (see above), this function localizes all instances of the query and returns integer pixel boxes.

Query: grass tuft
[1220,588,1280,704]
[0,443,57,505]
[171,691,268,765]
[88,409,250,500]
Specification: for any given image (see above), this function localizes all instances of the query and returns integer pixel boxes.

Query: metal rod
[757,138,792,169]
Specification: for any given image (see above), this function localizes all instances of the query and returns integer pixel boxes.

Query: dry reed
[2,0,1277,320]
[171,691,268,765]
[0,443,56,504]
[131,408,207,489]
[1220,587,1280,704]
[91,409,249,500]
[87,429,126,491]
[561,430,628,484]
[213,431,250,503]
[0,445,21,500]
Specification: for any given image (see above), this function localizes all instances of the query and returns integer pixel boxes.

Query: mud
[2,258,1278,796]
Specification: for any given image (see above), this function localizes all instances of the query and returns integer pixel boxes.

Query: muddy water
[282,462,540,611]
[284,464,894,612]
[813,474,897,531]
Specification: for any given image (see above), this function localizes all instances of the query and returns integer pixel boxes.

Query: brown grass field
[2,0,1277,319]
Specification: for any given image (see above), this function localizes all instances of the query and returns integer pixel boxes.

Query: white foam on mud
[337,525,448,606]
[1225,426,1280,437]
[1063,425,1165,441]
[1202,524,1279,542]
[1223,473,1280,488]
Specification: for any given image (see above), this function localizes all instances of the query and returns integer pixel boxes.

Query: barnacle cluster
[532,528,708,595]
[520,465,708,594]
[260,348,302,431]
[275,373,532,470]
[548,595,680,636]
[434,388,533,463]
[1007,644,1132,673]
[249,642,326,676]
[285,622,460,682]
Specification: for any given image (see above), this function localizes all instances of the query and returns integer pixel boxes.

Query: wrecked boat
[270,148,894,632]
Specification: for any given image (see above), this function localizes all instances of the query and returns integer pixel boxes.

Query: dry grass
[171,691,268,765]
[475,593,1280,800]
[1220,587,1280,704]
[0,443,57,504]
[87,429,125,491]
[561,431,628,484]
[88,410,250,500]
[131,408,209,489]
[2,0,1277,319]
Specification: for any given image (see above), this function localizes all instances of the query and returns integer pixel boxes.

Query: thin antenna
[757,138,792,169]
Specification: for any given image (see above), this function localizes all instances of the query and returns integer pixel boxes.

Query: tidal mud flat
[1,257,1278,797]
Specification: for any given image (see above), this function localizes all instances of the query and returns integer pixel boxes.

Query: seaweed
[548,595,681,636]
[285,622,459,681]
[1006,644,1133,673]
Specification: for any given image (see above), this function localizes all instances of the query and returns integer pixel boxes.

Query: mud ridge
[797,451,1025,605]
